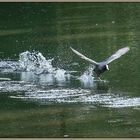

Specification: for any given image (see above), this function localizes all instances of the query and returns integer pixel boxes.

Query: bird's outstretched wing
[103,47,130,64]
[70,47,99,65]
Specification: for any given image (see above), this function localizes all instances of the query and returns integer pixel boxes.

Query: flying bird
[70,47,130,77]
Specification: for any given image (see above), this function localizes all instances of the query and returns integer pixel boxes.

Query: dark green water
[0,2,140,137]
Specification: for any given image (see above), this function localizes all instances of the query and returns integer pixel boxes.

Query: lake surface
[0,2,140,137]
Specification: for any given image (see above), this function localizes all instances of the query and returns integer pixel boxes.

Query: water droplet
[112,21,115,24]
[64,134,69,138]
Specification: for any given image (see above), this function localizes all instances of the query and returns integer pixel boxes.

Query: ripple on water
[0,51,139,108]
[4,80,140,108]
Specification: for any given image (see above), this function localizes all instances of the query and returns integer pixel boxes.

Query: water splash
[19,51,55,74]
[18,51,72,85]
[0,51,56,74]
[0,51,99,87]
[0,51,139,108]
[78,66,96,88]
[0,61,20,72]
[0,51,72,84]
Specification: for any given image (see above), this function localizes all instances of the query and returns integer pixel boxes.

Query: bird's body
[70,47,130,77]
[93,64,108,77]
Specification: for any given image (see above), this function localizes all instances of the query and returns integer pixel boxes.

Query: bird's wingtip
[125,46,130,51]
[122,46,130,53]
[70,47,75,52]
[70,47,73,50]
